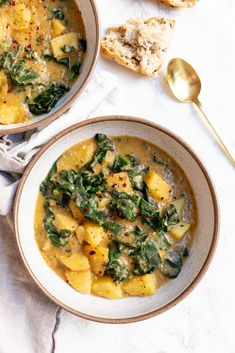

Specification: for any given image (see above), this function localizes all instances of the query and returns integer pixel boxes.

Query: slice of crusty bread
[161,0,198,7]
[101,17,175,77]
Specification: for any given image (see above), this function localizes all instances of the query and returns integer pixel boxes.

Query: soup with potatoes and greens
[34,135,196,299]
[0,0,86,125]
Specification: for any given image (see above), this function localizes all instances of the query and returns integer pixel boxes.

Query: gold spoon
[167,58,235,166]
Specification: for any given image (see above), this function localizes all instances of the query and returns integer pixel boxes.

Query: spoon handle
[193,98,235,166]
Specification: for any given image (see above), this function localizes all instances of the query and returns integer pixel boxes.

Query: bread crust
[101,17,175,77]
[161,0,198,8]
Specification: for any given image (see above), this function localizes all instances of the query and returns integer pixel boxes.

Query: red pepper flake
[27,44,32,50]
[122,183,126,187]
[7,89,13,94]
[118,211,123,217]
[83,208,88,214]
[89,251,96,255]
[119,177,123,181]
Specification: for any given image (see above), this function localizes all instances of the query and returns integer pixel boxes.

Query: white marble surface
[55,1,235,352]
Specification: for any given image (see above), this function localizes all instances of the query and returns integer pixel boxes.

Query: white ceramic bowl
[0,0,100,135]
[14,116,219,323]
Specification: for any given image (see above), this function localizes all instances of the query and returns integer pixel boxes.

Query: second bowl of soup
[14,116,219,322]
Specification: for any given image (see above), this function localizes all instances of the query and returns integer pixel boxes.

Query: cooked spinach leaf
[27,83,70,115]
[106,248,130,282]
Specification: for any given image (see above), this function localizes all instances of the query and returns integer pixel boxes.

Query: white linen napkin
[0,70,119,215]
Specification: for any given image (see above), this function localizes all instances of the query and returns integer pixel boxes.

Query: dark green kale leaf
[68,63,81,81]
[133,236,161,275]
[160,204,179,232]
[111,154,148,191]
[111,155,129,172]
[43,201,71,247]
[80,170,107,194]
[109,190,141,221]
[89,134,115,169]
[106,248,130,282]
[0,0,10,6]
[0,50,39,86]
[27,83,70,115]
[153,154,174,183]
[103,221,124,235]
[53,8,65,20]
[159,244,189,278]
[40,161,57,197]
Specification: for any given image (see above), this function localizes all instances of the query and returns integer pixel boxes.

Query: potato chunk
[0,71,8,95]
[75,226,85,244]
[53,207,78,232]
[50,32,78,59]
[51,19,66,38]
[122,274,156,296]
[84,221,104,246]
[144,171,171,202]
[59,253,90,271]
[105,172,133,193]
[57,142,94,172]
[0,100,27,125]
[84,244,109,276]
[92,277,122,299]
[12,4,31,30]
[169,221,191,239]
[171,197,185,219]
[69,200,84,223]
[65,270,91,294]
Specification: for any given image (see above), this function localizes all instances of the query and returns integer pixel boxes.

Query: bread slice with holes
[161,0,198,7]
[101,17,175,77]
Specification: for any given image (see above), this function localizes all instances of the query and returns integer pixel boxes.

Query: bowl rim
[13,115,220,324]
[0,0,100,135]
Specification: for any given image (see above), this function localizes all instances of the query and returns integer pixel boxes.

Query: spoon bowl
[167,58,201,102]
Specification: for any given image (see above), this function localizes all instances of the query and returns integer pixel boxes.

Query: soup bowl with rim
[0,0,100,135]
[14,116,219,323]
